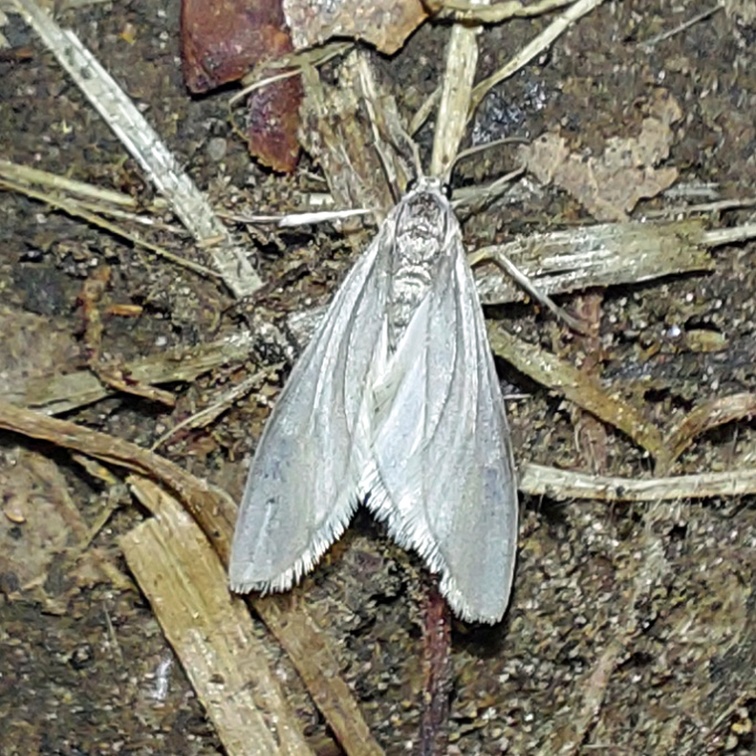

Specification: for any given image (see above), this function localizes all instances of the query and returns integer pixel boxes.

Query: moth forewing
[230,179,519,623]
[228,222,391,594]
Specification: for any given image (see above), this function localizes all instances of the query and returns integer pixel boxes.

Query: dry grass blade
[0,399,383,756]
[519,462,756,501]
[429,3,484,179]
[418,0,581,150]
[151,365,280,450]
[355,52,419,193]
[664,393,756,472]
[702,222,756,247]
[0,158,190,233]
[123,476,314,756]
[488,325,669,465]
[0,399,238,557]
[0,157,161,210]
[252,596,385,756]
[472,218,714,305]
[469,0,605,115]
[298,49,415,229]
[490,330,755,478]
[11,0,261,297]
[19,332,259,415]
[433,0,574,23]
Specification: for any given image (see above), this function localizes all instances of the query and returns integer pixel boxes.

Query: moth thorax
[386,263,433,350]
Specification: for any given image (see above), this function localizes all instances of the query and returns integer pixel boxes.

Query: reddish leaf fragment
[244,29,302,173]
[180,0,302,172]
[181,0,276,92]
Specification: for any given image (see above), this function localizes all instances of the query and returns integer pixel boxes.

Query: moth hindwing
[229,177,518,623]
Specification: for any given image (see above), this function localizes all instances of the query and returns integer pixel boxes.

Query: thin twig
[469,243,589,333]
[151,365,281,451]
[0,178,221,281]
[639,4,723,49]
[230,41,352,105]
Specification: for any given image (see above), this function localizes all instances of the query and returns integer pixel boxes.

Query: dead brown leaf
[284,0,428,55]
[522,90,683,221]
[180,0,302,172]
[0,306,79,406]
[0,449,81,591]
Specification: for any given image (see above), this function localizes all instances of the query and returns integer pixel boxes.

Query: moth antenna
[356,53,420,201]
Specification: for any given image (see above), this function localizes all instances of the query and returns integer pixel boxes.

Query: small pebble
[206,137,227,162]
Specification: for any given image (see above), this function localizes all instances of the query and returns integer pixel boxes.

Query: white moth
[229,177,518,623]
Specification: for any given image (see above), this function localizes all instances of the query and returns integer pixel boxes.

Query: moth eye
[406,177,419,192]
[441,182,452,199]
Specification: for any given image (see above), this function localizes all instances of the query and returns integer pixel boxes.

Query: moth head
[397,180,453,236]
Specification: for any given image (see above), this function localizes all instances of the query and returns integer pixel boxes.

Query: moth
[229,177,518,623]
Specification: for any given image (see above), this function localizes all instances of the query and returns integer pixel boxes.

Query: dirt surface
[1,1,754,754]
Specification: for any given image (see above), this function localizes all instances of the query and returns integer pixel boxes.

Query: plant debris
[283,0,428,55]
[521,90,683,221]
[180,0,303,172]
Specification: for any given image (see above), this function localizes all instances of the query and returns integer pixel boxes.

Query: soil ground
[0,1,754,754]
